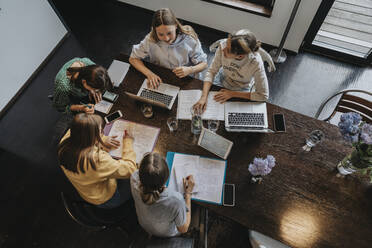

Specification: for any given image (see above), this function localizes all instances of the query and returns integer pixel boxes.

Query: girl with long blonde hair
[58,113,137,208]
[129,8,208,88]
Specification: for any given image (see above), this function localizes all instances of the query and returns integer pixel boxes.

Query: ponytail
[230,29,261,55]
[138,153,169,205]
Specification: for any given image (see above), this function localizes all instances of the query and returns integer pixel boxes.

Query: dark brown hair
[149,8,198,42]
[58,113,104,173]
[139,153,170,205]
[230,29,261,55]
[67,65,113,92]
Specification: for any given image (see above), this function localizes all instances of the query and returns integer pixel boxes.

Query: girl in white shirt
[129,8,208,88]
[194,29,270,113]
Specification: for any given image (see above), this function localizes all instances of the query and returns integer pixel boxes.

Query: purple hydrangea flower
[360,123,372,145]
[266,155,276,169]
[248,155,276,176]
[338,112,362,143]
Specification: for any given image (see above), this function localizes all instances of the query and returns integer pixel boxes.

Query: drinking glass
[190,107,203,135]
[141,104,153,118]
[167,117,178,132]
[208,119,220,132]
[302,129,325,151]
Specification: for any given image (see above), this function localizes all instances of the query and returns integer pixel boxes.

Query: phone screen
[223,184,234,206]
[274,114,286,132]
[106,111,121,122]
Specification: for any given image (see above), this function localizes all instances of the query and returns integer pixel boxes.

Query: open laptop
[125,79,180,110]
[224,102,270,133]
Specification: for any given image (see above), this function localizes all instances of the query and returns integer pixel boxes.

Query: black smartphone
[273,113,286,132]
[104,110,123,123]
[223,183,235,207]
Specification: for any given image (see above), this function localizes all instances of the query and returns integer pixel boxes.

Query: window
[201,0,275,17]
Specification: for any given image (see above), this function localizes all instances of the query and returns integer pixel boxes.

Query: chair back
[316,90,372,124]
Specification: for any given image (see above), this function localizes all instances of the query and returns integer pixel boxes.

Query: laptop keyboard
[228,113,265,126]
[140,89,173,106]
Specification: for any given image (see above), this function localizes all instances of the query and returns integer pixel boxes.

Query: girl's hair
[58,113,104,173]
[149,8,198,42]
[229,29,261,55]
[139,153,170,205]
[67,65,113,92]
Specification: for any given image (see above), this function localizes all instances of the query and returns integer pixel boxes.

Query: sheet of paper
[107,60,130,87]
[196,157,226,203]
[168,153,226,204]
[172,153,200,194]
[94,100,113,114]
[107,119,159,163]
[177,90,224,120]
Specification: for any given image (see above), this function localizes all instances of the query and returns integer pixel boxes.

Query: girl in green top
[53,57,113,114]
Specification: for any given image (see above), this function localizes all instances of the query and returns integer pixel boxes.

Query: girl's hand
[214,89,234,103]
[104,135,120,150]
[146,72,162,89]
[89,89,102,103]
[83,104,95,114]
[193,96,208,114]
[183,175,195,194]
[172,66,193,78]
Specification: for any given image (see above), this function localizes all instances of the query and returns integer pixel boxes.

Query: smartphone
[273,113,286,132]
[104,110,123,124]
[223,183,235,207]
[103,91,119,102]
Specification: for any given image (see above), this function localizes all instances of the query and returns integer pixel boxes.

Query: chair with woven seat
[315,89,372,125]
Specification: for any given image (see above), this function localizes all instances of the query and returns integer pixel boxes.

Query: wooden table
[110,53,372,248]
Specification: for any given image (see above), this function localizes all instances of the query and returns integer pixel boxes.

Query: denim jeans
[97,179,131,209]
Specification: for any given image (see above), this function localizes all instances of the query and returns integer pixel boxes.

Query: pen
[80,102,92,109]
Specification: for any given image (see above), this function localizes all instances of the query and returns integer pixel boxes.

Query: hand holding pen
[183,175,195,195]
[80,102,95,114]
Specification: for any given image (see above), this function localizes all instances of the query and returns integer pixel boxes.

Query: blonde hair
[139,153,169,205]
[58,113,104,173]
[149,8,198,42]
[230,29,261,55]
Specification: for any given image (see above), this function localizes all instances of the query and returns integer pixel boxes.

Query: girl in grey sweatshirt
[194,29,270,113]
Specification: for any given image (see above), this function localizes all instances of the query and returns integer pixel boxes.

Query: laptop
[107,60,130,87]
[125,79,180,110]
[224,102,270,133]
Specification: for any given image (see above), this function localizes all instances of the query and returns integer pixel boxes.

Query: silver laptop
[107,60,130,87]
[224,102,269,132]
[125,79,180,110]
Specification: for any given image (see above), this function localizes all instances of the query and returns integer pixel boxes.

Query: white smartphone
[104,110,123,124]
[223,183,235,207]
[103,91,119,102]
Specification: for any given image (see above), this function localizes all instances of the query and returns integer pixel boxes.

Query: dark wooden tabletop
[111,53,372,248]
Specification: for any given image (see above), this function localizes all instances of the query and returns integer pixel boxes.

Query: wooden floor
[0,0,371,247]
[314,0,372,57]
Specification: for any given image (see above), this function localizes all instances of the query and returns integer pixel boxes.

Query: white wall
[118,0,321,52]
[0,0,67,112]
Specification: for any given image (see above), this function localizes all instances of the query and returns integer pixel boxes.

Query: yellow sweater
[60,131,137,205]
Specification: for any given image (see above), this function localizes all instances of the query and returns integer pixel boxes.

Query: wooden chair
[315,89,372,124]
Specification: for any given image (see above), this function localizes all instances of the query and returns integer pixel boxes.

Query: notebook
[107,60,130,87]
[166,152,226,205]
[125,79,180,110]
[224,102,269,133]
[103,119,160,163]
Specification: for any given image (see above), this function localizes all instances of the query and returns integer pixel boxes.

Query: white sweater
[205,40,269,101]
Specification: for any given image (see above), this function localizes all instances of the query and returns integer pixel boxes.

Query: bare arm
[129,57,162,88]
[177,175,195,233]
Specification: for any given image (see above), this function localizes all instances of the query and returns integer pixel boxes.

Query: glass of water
[141,104,153,118]
[302,129,325,151]
[167,117,178,132]
[208,119,220,132]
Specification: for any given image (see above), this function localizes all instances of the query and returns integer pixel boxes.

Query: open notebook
[166,152,227,205]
